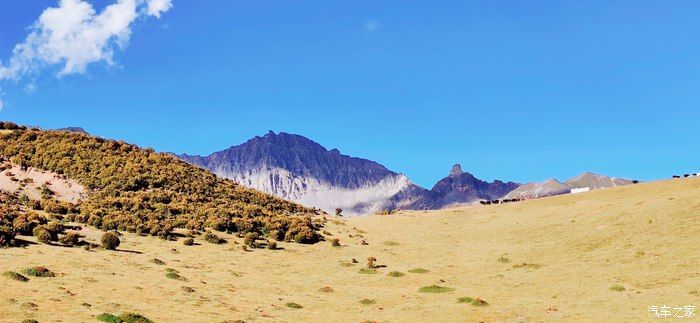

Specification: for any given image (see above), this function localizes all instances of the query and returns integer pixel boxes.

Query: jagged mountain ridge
[503,172,634,199]
[180,132,518,215]
[180,131,426,215]
[414,164,520,209]
[181,131,400,189]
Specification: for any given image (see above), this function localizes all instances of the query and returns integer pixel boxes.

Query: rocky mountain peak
[449,164,464,177]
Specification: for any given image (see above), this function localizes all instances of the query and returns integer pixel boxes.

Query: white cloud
[364,19,381,33]
[0,0,173,107]
[145,0,173,18]
[25,84,37,94]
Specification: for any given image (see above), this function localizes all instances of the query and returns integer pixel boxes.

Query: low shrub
[457,296,489,306]
[166,270,186,281]
[60,231,82,246]
[284,217,321,243]
[387,271,405,277]
[383,240,399,246]
[23,266,55,277]
[101,231,120,250]
[497,256,511,263]
[407,268,430,274]
[358,268,378,274]
[331,238,340,247]
[97,313,121,323]
[182,238,194,246]
[3,271,29,282]
[418,285,455,293]
[359,298,376,305]
[285,302,303,309]
[33,226,52,244]
[367,257,377,269]
[97,313,154,323]
[150,258,165,265]
[512,263,542,269]
[243,232,258,247]
[267,240,277,250]
[471,298,489,307]
[457,296,474,303]
[203,231,226,244]
[610,284,626,292]
[318,287,334,293]
[166,272,184,280]
[120,313,153,323]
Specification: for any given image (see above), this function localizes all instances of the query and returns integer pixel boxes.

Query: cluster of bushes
[97,312,153,323]
[0,193,22,247]
[0,127,323,244]
[0,191,87,248]
[0,122,26,130]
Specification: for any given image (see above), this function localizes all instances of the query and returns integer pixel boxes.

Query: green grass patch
[418,285,455,293]
[471,298,489,307]
[166,272,186,281]
[387,271,405,277]
[407,268,430,274]
[457,296,474,303]
[610,284,626,292]
[359,298,376,305]
[3,271,29,282]
[512,263,542,269]
[97,313,121,323]
[119,313,154,323]
[458,296,489,307]
[383,240,399,246]
[149,258,165,265]
[358,268,378,274]
[22,266,55,277]
[97,313,153,323]
[285,302,303,309]
[497,256,511,263]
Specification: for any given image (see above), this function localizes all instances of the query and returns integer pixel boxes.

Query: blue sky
[1,1,699,188]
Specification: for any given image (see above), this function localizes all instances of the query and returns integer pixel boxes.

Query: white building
[571,187,590,194]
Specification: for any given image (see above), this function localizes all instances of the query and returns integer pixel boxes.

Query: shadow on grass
[116,249,143,254]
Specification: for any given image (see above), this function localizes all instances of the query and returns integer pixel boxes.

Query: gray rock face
[565,172,633,190]
[182,131,396,188]
[179,132,519,215]
[503,172,634,200]
[413,164,520,208]
[180,131,426,215]
[503,179,571,199]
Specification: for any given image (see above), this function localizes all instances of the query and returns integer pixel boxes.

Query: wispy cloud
[0,0,173,110]
[364,19,381,33]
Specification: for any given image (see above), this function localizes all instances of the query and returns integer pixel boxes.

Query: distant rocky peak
[449,164,464,177]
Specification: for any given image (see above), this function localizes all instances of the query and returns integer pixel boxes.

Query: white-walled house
[571,187,590,194]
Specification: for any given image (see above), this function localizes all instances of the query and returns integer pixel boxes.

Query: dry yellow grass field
[1,178,699,322]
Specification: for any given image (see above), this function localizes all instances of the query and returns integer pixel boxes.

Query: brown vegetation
[0,126,322,244]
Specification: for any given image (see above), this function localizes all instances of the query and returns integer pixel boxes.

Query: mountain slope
[181,131,427,215]
[0,123,320,244]
[3,176,697,321]
[503,178,571,199]
[413,164,519,208]
[180,132,520,215]
[565,171,634,189]
[503,172,634,199]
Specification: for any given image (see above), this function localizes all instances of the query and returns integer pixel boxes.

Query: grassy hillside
[0,123,320,245]
[1,176,697,321]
